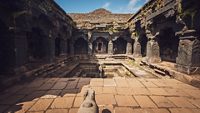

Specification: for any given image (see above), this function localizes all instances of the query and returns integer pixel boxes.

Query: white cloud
[102,2,111,9]
[102,0,146,13]
[128,0,140,12]
[111,0,141,13]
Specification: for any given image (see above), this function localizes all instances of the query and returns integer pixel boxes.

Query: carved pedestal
[126,42,132,54]
[146,39,161,63]
[133,41,142,57]
[176,32,200,74]
[108,40,113,55]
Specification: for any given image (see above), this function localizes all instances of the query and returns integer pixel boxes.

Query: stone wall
[0,0,75,76]
[128,0,200,74]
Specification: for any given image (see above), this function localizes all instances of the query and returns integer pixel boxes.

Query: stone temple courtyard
[0,0,200,113]
[1,56,200,113]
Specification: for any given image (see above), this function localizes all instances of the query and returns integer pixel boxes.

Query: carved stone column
[108,40,113,55]
[88,42,92,55]
[133,39,142,57]
[126,42,132,54]
[145,31,161,63]
[176,30,200,74]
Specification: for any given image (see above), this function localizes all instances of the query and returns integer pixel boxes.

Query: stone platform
[0,77,200,113]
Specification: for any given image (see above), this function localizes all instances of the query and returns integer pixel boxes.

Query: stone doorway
[74,38,88,55]
[113,38,127,54]
[28,27,46,60]
[139,34,148,57]
[158,28,179,62]
[92,37,108,54]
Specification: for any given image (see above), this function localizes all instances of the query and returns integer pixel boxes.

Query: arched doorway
[92,37,108,54]
[158,28,179,62]
[74,38,88,55]
[113,38,127,54]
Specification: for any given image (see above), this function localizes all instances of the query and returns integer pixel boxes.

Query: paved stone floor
[0,77,200,113]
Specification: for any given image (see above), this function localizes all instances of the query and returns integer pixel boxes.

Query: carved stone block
[176,38,200,74]
[78,89,99,113]
[145,40,161,63]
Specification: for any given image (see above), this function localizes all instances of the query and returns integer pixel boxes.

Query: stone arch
[74,38,88,55]
[113,37,127,54]
[92,37,108,54]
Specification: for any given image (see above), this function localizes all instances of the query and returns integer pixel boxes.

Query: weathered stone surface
[46,109,69,113]
[150,96,176,108]
[115,95,139,107]
[29,99,53,112]
[115,107,134,113]
[167,97,196,108]
[96,94,116,105]
[134,96,157,108]
[50,97,75,109]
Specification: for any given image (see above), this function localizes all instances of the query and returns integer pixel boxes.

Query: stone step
[154,69,166,76]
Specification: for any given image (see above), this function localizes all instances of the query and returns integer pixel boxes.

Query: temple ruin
[0,0,200,112]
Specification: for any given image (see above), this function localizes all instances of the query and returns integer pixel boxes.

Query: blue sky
[55,0,149,14]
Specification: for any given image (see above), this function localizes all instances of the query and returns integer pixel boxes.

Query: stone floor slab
[50,97,75,109]
[51,82,67,89]
[134,96,157,108]
[167,97,196,108]
[73,96,84,107]
[29,99,53,112]
[115,95,139,107]
[46,109,69,113]
[116,87,132,95]
[102,87,116,94]
[115,107,134,113]
[103,79,116,87]
[132,87,151,95]
[150,96,176,108]
[96,94,116,105]
[169,108,200,113]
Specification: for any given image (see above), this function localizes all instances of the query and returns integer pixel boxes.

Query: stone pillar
[126,42,132,54]
[88,42,92,55]
[176,30,200,74]
[108,40,113,55]
[133,40,142,57]
[145,39,161,63]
